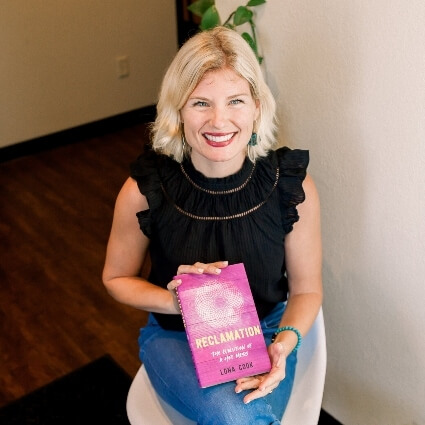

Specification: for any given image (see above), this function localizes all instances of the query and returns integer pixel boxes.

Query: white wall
[0,0,178,148]
[217,1,425,424]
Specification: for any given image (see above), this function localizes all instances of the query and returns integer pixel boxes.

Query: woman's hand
[166,261,229,314]
[175,260,228,276]
[166,278,183,313]
[234,342,288,404]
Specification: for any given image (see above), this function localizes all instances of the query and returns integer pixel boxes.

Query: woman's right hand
[166,278,182,313]
[166,261,229,314]
[175,261,229,276]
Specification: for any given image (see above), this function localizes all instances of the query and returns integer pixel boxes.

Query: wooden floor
[0,123,151,407]
[0,123,342,424]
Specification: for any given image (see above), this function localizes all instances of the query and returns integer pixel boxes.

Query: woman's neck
[190,152,246,178]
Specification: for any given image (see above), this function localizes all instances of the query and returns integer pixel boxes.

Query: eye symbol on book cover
[194,280,244,328]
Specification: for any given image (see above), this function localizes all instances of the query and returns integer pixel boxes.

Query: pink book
[175,263,271,388]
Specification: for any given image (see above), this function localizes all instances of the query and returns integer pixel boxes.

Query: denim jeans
[138,302,297,425]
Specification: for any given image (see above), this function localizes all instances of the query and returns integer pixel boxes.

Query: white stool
[127,308,327,425]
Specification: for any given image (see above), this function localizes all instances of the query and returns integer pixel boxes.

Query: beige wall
[0,0,178,148]
[218,1,425,424]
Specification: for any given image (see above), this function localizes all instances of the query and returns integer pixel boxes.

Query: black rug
[0,354,342,425]
[0,355,132,425]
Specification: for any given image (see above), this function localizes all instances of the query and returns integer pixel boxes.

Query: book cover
[175,263,271,388]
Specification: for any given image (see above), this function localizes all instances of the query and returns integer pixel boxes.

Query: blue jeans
[138,302,297,425]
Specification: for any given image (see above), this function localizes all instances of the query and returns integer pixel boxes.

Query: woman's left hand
[234,342,287,404]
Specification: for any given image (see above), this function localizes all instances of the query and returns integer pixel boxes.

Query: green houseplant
[187,0,266,64]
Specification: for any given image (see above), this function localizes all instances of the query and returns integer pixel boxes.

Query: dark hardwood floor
[0,123,151,408]
[0,122,341,424]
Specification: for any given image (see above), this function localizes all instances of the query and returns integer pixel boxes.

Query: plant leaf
[200,5,221,30]
[224,22,236,30]
[241,32,256,52]
[233,6,253,26]
[241,31,262,63]
[247,0,266,6]
[188,0,215,18]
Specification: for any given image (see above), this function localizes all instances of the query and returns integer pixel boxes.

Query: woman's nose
[209,107,227,128]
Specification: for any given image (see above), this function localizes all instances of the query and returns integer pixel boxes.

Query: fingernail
[215,268,221,274]
[198,268,204,273]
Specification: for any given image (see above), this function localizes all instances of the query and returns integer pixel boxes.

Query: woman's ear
[254,99,260,121]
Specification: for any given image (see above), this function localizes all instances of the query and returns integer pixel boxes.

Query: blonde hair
[151,26,277,162]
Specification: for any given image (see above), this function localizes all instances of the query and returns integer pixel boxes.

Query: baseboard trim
[0,105,156,163]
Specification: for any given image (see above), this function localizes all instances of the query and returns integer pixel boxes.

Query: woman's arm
[102,177,178,314]
[273,173,323,353]
[235,173,323,401]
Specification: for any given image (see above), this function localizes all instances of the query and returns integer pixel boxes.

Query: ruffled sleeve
[276,147,309,234]
[130,149,164,238]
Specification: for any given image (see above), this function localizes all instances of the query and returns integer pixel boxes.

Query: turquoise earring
[248,133,258,146]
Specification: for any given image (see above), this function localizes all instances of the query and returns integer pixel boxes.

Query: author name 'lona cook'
[195,325,262,349]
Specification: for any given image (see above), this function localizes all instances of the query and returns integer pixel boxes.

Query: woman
[103,26,322,424]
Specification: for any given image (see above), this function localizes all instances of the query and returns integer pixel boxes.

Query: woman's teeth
[204,133,234,142]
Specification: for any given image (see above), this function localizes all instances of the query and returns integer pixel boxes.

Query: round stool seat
[127,308,326,425]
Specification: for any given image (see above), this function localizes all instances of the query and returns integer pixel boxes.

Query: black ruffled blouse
[130,147,309,331]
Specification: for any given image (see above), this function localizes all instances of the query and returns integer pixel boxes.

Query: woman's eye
[194,101,208,107]
[230,99,243,105]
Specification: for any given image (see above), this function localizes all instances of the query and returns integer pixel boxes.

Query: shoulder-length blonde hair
[150,26,277,163]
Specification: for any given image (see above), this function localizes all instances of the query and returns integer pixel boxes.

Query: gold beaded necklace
[161,166,280,221]
[179,161,256,195]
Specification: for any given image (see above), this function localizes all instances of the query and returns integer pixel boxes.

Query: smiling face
[180,67,260,177]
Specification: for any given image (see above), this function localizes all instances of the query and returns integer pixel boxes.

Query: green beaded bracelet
[271,326,302,352]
